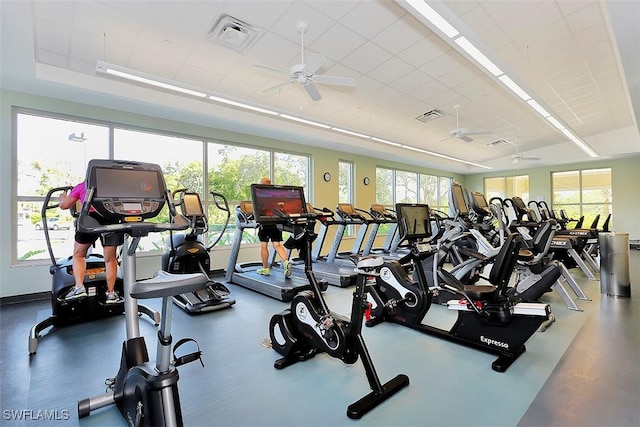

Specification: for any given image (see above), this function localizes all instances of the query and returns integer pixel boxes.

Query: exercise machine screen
[250,184,307,223]
[395,203,432,240]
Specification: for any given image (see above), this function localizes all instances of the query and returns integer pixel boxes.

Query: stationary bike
[162,189,235,314]
[262,184,409,419]
[76,159,208,427]
[366,203,552,372]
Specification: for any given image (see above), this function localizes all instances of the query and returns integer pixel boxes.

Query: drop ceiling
[1,0,638,173]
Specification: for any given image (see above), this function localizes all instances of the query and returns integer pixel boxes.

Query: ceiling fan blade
[262,80,294,93]
[458,135,474,143]
[313,74,356,87]
[303,82,322,101]
[303,53,327,75]
[252,63,289,76]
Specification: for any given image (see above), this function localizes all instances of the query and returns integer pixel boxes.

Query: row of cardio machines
[29,185,236,354]
[451,183,602,311]
[224,193,409,301]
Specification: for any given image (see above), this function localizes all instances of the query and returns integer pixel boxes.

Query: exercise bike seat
[130,271,209,300]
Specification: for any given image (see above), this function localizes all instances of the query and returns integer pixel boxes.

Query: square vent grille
[208,14,261,51]
[415,109,443,123]
[486,139,510,147]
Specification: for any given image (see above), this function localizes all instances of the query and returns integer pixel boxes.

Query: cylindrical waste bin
[598,232,631,297]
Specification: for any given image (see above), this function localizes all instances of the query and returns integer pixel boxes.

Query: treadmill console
[250,184,308,224]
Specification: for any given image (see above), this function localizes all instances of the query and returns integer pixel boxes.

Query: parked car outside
[35,217,73,230]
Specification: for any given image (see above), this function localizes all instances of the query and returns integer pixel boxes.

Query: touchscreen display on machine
[396,203,432,240]
[250,185,307,223]
[94,168,163,199]
[182,193,204,216]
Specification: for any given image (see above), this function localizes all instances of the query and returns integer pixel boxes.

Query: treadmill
[282,205,358,288]
[224,187,324,302]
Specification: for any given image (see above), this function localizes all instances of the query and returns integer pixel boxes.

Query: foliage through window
[552,169,612,229]
[14,110,310,263]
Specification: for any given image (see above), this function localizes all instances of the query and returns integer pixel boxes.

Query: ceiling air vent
[486,139,510,147]
[208,14,261,51]
[415,109,443,123]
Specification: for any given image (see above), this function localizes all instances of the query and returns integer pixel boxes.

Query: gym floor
[1,251,639,427]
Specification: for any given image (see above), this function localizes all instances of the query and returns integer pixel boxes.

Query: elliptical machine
[256,183,409,419]
[162,189,235,313]
[28,186,131,355]
[77,159,209,426]
[366,203,552,372]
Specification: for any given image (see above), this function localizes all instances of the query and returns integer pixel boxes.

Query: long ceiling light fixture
[95,60,490,169]
[401,0,599,158]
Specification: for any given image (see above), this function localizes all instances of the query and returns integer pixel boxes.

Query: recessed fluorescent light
[527,100,551,117]
[371,137,403,147]
[279,114,331,129]
[454,37,503,76]
[546,116,565,130]
[209,95,278,115]
[96,61,208,98]
[331,127,371,139]
[498,75,531,101]
[560,129,599,157]
[405,0,459,38]
[401,145,427,153]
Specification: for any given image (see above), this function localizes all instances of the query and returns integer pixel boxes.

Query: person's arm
[58,191,78,210]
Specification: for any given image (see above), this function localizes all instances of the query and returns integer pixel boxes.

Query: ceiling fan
[449,104,492,142]
[252,21,356,101]
[511,142,541,164]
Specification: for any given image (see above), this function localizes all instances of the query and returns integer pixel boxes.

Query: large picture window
[13,110,310,264]
[484,175,529,200]
[552,168,612,228]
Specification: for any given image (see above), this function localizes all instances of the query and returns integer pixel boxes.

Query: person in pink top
[59,182,123,303]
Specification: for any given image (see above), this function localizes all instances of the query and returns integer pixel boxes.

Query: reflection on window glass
[485,175,529,199]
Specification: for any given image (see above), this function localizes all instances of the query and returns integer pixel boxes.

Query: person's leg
[260,241,270,268]
[103,245,118,293]
[66,241,91,299]
[273,241,292,278]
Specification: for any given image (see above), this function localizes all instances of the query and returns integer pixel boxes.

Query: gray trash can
[598,232,631,297]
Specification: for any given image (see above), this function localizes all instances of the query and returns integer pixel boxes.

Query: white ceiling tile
[339,0,402,39]
[397,34,449,68]
[222,0,294,30]
[371,13,429,55]
[34,0,74,27]
[70,30,103,64]
[388,69,431,94]
[340,41,392,75]
[459,4,497,35]
[35,20,71,55]
[128,49,183,79]
[368,57,413,85]
[135,27,196,63]
[245,32,301,69]
[175,63,225,91]
[269,2,335,45]
[305,0,359,22]
[564,2,603,33]
[36,49,68,68]
[146,1,222,39]
[438,64,481,89]
[309,22,366,62]
[421,51,466,79]
[478,26,511,51]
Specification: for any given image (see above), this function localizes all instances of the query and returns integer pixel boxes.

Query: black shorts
[75,213,124,247]
[258,225,283,243]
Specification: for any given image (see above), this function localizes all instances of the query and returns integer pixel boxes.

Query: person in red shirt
[59,182,123,303]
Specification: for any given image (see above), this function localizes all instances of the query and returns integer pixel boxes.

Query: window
[376,167,450,218]
[395,170,417,203]
[16,112,110,262]
[338,160,353,204]
[485,175,529,200]
[13,109,310,264]
[552,168,612,228]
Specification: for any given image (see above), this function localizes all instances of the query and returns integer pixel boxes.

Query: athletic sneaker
[105,290,123,304]
[64,286,87,300]
[283,260,292,279]
[256,268,271,276]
